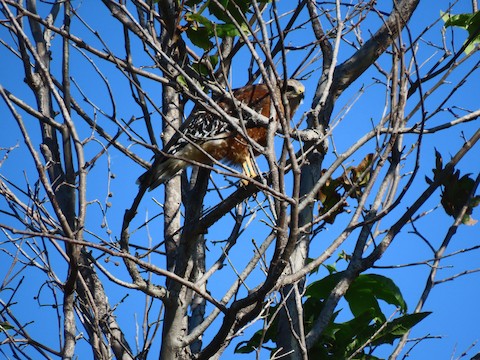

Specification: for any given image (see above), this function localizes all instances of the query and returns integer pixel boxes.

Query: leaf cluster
[317,154,374,224]
[235,272,430,359]
[182,0,269,50]
[426,149,480,225]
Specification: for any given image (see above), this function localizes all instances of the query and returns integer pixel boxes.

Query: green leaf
[234,304,279,354]
[209,55,219,68]
[466,11,480,53]
[186,26,213,50]
[208,0,250,24]
[192,62,210,76]
[214,23,243,37]
[341,312,431,357]
[442,10,480,54]
[325,263,336,274]
[345,291,384,324]
[370,312,431,346]
[304,297,327,331]
[177,75,188,88]
[443,12,473,28]
[0,321,14,331]
[185,10,248,48]
[306,273,407,316]
[185,12,213,27]
[234,331,263,353]
[335,310,377,347]
[305,272,343,301]
[346,274,407,315]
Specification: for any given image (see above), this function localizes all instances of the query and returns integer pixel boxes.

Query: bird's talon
[241,178,250,187]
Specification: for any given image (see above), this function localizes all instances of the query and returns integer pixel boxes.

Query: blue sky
[1,1,479,359]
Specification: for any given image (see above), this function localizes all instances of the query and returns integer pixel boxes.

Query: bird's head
[285,79,305,99]
[284,79,305,112]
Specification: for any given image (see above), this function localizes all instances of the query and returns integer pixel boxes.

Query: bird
[137,79,305,191]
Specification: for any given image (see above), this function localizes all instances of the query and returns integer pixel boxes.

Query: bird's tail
[136,157,187,191]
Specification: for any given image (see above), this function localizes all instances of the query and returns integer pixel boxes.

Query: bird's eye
[286,85,296,93]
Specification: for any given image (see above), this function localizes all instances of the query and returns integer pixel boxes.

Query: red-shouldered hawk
[137,79,305,190]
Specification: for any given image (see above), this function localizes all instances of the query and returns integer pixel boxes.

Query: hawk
[137,79,305,190]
